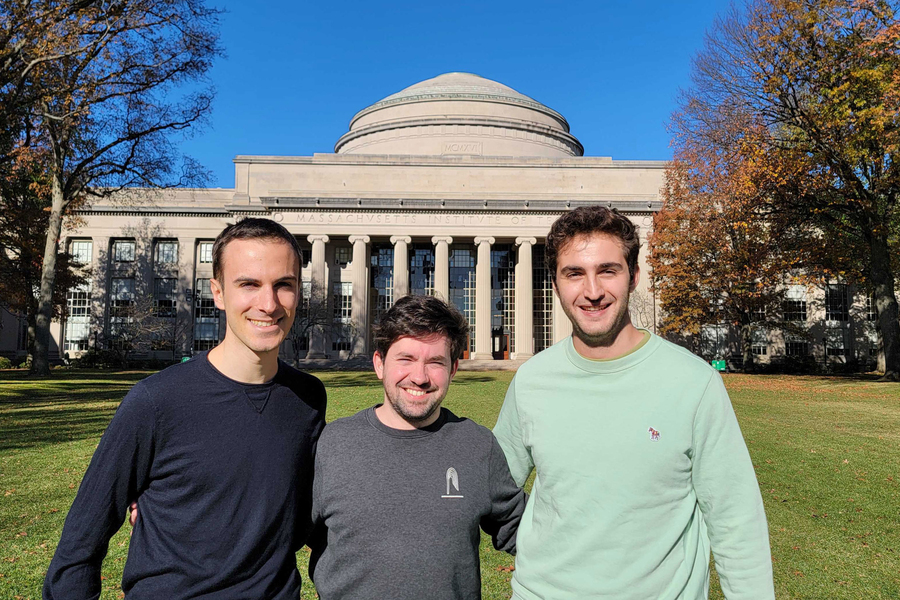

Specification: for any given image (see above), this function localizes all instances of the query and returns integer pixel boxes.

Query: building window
[198,242,213,264]
[370,244,394,327]
[750,328,768,356]
[70,240,93,265]
[332,281,352,351]
[289,280,312,353]
[301,248,311,268]
[112,240,136,263]
[154,278,177,317]
[866,293,877,321]
[532,245,553,354]
[155,240,178,265]
[449,244,477,355]
[409,244,435,296]
[750,306,766,322]
[825,284,849,322]
[109,277,135,335]
[491,245,515,356]
[785,340,809,357]
[783,285,807,322]
[193,278,219,351]
[334,246,351,267]
[64,283,92,352]
[825,328,846,356]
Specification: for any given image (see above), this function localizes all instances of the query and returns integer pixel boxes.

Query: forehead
[557,233,628,265]
[387,334,451,357]
[220,238,299,276]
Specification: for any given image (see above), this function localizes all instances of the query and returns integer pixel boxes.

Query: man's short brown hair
[373,295,470,363]
[212,218,303,282]
[545,206,640,282]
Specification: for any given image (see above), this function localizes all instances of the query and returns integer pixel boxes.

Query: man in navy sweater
[44,219,326,599]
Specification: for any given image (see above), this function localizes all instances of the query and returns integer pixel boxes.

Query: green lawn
[1,369,898,599]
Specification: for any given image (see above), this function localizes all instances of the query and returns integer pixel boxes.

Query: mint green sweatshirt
[493,334,774,600]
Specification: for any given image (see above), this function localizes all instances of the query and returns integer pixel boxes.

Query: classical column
[348,235,370,357]
[552,290,573,344]
[307,234,329,358]
[472,236,494,360]
[390,235,411,302]
[431,236,452,301]
[514,237,536,359]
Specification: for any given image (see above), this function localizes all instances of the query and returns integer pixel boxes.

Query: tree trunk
[29,171,66,377]
[740,322,755,373]
[868,233,900,381]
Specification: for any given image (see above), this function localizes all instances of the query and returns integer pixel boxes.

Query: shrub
[0,357,13,369]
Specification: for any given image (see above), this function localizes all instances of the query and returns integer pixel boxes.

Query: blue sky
[181,0,727,187]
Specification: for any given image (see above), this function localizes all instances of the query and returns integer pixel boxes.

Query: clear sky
[181,0,727,188]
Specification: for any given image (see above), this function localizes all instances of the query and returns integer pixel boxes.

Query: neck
[207,336,279,384]
[573,322,645,361]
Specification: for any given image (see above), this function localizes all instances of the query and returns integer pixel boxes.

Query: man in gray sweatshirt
[309,294,526,600]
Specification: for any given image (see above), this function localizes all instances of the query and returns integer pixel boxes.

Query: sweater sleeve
[691,372,775,600]
[492,375,534,487]
[481,435,527,554]
[44,383,157,600]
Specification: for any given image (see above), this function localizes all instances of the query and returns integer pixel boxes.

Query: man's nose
[408,361,429,384]
[258,285,278,312]
[584,276,605,300]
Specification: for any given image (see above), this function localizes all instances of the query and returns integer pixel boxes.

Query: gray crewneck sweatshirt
[309,406,526,600]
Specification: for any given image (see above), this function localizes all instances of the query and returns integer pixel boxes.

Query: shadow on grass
[0,369,155,383]
[0,402,119,452]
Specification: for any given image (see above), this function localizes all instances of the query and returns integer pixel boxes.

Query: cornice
[260,196,662,212]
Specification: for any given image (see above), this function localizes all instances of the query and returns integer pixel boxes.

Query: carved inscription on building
[289,211,559,228]
[442,141,483,155]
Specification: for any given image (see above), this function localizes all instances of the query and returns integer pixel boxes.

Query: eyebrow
[560,262,623,273]
[232,275,298,284]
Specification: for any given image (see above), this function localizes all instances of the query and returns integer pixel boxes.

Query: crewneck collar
[365,405,448,438]
[564,330,662,374]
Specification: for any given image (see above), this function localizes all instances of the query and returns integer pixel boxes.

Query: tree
[671,0,900,379]
[0,149,87,360]
[0,0,222,375]
[649,123,803,369]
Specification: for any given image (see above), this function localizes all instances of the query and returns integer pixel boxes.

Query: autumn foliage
[651,0,900,378]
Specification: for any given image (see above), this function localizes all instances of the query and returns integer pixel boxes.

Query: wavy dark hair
[546,206,640,282]
[373,295,470,363]
[212,218,303,281]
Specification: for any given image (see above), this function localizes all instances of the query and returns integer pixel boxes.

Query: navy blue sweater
[44,353,326,600]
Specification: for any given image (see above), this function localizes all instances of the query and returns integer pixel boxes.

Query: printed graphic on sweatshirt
[442,467,464,498]
[648,427,660,441]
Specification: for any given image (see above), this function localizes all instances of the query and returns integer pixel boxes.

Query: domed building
[0,73,666,363]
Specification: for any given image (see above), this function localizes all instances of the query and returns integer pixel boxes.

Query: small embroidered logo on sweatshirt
[648,427,661,442]
[442,467,464,498]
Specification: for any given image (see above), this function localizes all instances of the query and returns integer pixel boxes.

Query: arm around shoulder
[44,383,158,599]
[692,372,775,600]
[482,435,527,554]
[492,375,534,487]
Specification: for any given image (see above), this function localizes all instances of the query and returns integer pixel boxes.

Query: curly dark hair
[545,206,640,282]
[212,218,303,282]
[373,295,470,363]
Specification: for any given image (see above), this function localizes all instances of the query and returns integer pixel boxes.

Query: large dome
[334,73,583,158]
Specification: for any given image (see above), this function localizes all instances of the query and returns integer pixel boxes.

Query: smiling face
[373,334,458,429]
[210,238,300,359]
[554,232,640,358]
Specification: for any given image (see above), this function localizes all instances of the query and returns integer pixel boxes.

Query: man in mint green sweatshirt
[493,206,775,600]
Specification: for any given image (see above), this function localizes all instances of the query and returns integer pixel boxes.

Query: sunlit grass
[1,369,898,599]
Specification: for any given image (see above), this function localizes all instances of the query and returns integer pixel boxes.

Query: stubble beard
[385,388,444,426]
[567,295,632,349]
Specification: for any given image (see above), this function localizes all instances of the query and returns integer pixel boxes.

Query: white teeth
[405,389,426,397]
[249,319,276,327]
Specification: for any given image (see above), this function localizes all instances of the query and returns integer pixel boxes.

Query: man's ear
[629,265,641,293]
[210,278,225,310]
[449,359,459,380]
[373,351,385,381]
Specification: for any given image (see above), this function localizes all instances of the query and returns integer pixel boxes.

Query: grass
[1,369,899,599]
